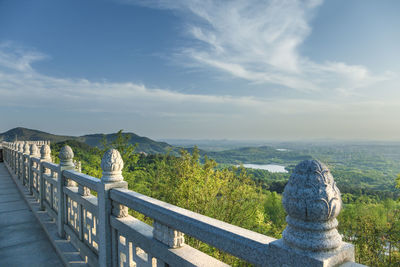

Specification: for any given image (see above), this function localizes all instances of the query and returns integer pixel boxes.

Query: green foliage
[50,139,400,266]
[51,140,103,178]
[263,191,286,237]
[101,130,139,167]
[137,148,270,264]
[339,200,400,266]
[207,146,311,165]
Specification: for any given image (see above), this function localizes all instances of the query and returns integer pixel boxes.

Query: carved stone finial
[282,160,342,252]
[23,142,30,154]
[101,149,124,182]
[59,145,74,167]
[30,144,39,157]
[40,144,51,161]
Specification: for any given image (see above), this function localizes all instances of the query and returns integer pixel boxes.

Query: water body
[240,164,288,173]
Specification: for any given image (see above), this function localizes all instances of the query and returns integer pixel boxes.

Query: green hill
[0,127,178,155]
[0,127,76,143]
[78,133,176,154]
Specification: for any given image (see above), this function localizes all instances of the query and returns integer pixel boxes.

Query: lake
[240,164,288,173]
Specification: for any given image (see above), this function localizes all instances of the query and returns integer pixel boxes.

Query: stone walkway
[0,162,64,267]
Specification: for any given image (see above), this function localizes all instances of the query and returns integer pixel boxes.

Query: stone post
[10,144,13,165]
[11,143,13,169]
[40,144,52,210]
[5,143,8,163]
[2,143,6,163]
[12,143,15,172]
[22,141,30,186]
[98,149,128,267]
[29,144,39,194]
[17,143,23,179]
[269,160,355,267]
[22,142,30,185]
[57,145,75,238]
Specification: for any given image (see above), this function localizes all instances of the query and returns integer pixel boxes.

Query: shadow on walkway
[0,163,64,267]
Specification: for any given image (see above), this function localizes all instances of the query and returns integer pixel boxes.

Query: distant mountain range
[0,127,177,154]
[0,127,310,165]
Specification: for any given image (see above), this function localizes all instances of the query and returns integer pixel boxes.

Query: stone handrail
[1,141,361,267]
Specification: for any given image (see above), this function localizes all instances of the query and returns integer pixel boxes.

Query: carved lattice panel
[67,197,80,235]
[24,158,29,184]
[52,186,58,212]
[117,233,161,267]
[45,180,51,205]
[83,208,99,252]
[36,170,40,194]
[45,180,59,212]
[33,170,37,190]
[32,166,40,194]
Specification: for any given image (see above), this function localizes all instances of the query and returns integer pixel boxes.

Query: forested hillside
[206,142,400,200]
[0,127,179,154]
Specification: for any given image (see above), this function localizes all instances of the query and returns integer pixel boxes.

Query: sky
[1,0,400,140]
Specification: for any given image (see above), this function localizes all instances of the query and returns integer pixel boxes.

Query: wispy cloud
[123,0,394,93]
[1,42,400,139]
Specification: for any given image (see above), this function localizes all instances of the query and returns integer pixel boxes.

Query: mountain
[0,127,178,154]
[0,127,77,143]
[78,133,176,154]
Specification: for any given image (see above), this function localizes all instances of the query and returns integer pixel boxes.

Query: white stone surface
[101,149,124,182]
[40,144,51,161]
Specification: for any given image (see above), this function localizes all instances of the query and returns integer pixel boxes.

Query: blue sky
[1,0,400,140]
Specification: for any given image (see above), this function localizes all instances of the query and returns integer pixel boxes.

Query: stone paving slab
[0,163,64,267]
[0,199,27,213]
[0,238,64,267]
[0,194,21,203]
[0,187,20,195]
[0,209,37,227]
[0,221,50,249]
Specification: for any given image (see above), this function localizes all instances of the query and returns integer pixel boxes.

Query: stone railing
[1,141,362,267]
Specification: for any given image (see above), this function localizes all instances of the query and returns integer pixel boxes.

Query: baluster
[98,149,128,267]
[152,221,184,267]
[29,144,39,195]
[57,145,75,238]
[78,180,90,241]
[153,221,185,248]
[17,143,23,179]
[22,142,30,185]
[12,143,16,173]
[40,144,52,210]
[10,144,13,169]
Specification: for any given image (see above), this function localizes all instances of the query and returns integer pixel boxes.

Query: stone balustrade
[1,141,362,267]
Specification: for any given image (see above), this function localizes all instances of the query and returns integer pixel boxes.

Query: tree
[145,147,267,265]
[101,130,139,168]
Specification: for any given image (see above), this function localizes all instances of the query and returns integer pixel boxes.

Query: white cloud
[1,41,400,139]
[123,0,394,93]
[0,42,48,73]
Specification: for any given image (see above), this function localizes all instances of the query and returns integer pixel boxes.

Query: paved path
[0,162,64,267]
